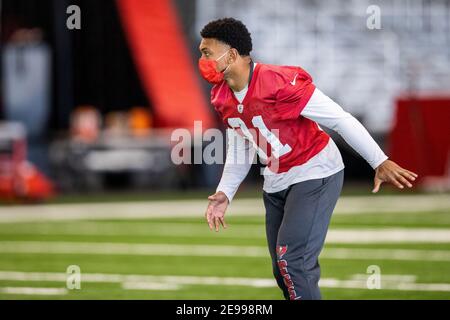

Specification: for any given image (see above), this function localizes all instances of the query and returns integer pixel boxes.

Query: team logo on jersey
[290,73,298,85]
[277,245,288,259]
[237,104,244,113]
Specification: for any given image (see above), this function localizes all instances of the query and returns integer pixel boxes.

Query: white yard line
[0,223,448,243]
[326,228,450,243]
[0,271,276,288]
[0,286,67,295]
[318,279,450,292]
[0,271,448,293]
[323,248,450,261]
[0,241,268,257]
[0,222,266,238]
[122,282,181,291]
[0,194,448,223]
[0,241,449,261]
[351,274,417,282]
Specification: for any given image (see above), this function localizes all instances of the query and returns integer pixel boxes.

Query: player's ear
[228,48,239,64]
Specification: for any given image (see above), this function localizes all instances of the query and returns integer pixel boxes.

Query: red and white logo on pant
[277,245,300,300]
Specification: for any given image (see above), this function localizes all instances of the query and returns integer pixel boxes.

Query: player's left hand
[372,159,418,193]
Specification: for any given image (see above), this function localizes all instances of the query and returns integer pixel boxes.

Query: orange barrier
[0,122,54,202]
[389,95,450,184]
[116,0,215,129]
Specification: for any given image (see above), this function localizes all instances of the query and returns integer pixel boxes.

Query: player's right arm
[205,128,256,232]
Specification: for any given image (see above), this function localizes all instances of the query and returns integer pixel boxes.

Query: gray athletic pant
[263,169,344,300]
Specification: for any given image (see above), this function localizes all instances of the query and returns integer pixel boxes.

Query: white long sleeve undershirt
[302,88,388,170]
[216,87,388,203]
[216,128,256,202]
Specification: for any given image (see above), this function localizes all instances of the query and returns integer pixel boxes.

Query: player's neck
[225,60,251,92]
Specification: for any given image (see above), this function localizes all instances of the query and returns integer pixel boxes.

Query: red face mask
[198,50,230,84]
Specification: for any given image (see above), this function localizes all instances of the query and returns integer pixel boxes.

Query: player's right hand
[205,191,229,232]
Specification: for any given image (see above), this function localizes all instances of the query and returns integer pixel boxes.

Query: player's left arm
[301,88,418,193]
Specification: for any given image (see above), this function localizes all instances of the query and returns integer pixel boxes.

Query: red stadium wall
[388,95,450,184]
[116,0,215,129]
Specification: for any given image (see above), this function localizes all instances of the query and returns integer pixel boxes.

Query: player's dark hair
[200,17,252,56]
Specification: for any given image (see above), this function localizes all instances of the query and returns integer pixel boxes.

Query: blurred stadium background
[0,0,449,299]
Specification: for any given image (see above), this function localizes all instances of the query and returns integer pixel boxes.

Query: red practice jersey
[211,63,330,174]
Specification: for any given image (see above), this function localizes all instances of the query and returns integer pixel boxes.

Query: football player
[200,18,418,300]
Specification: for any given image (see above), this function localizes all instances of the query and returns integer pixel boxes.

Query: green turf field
[0,195,449,300]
